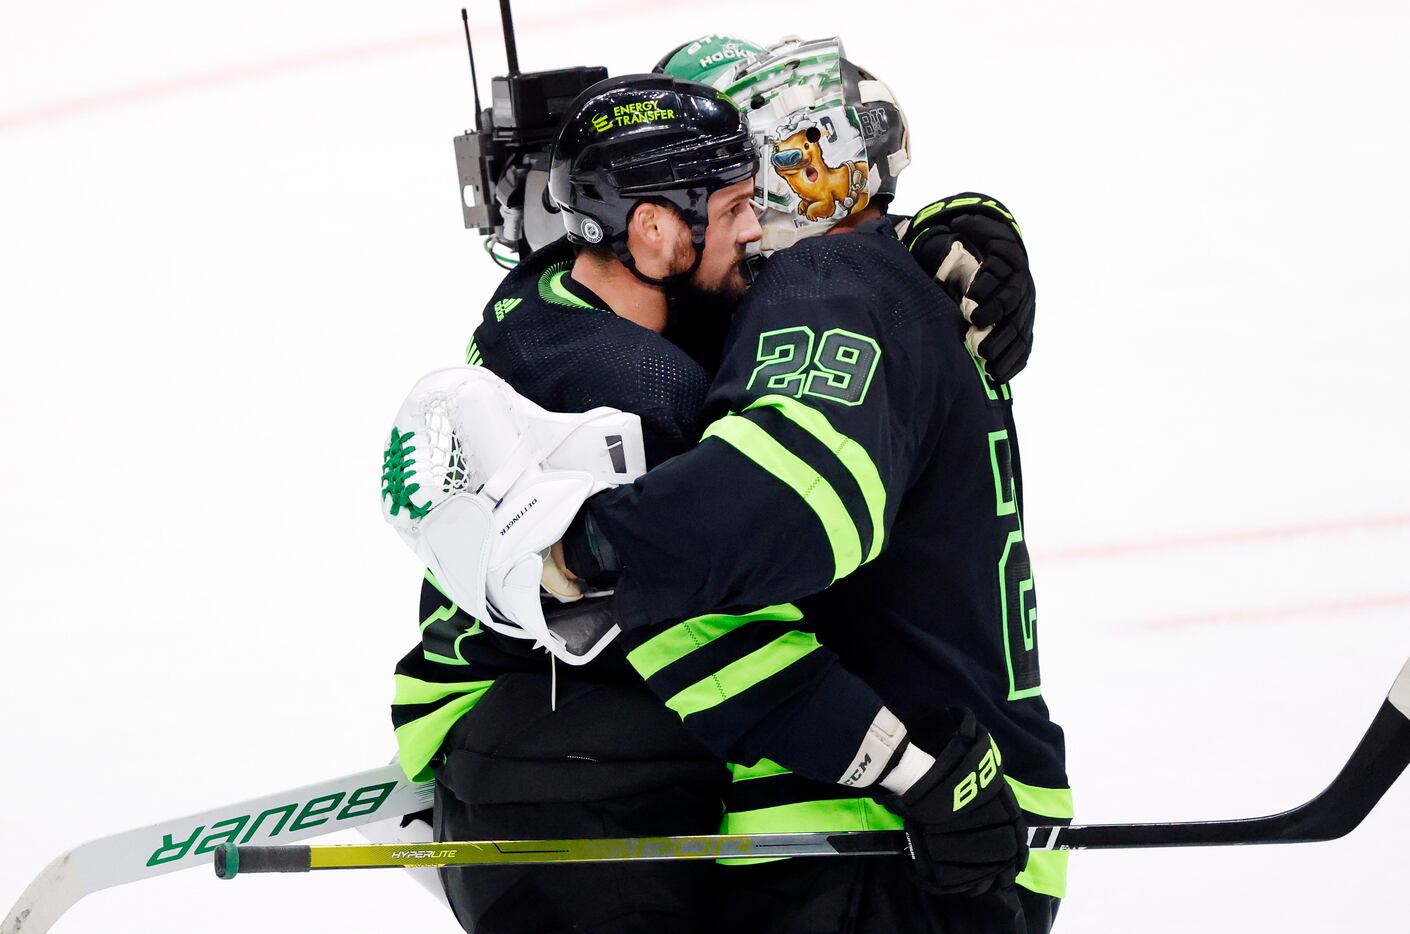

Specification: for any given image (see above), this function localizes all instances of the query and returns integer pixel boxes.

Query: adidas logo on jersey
[494,298,523,321]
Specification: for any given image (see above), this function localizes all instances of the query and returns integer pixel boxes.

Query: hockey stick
[214,830,903,877]
[1033,654,1410,850]
[217,656,1410,876]
[4,764,433,934]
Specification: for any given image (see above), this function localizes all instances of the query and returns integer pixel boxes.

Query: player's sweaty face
[689,178,762,300]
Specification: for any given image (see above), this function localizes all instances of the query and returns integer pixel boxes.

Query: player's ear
[628,201,663,246]
[625,201,682,277]
[625,202,659,270]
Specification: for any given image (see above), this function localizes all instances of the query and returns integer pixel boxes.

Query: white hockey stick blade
[5,764,433,933]
[1390,656,1410,719]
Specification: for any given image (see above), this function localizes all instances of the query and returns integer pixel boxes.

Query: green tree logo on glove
[382,428,431,519]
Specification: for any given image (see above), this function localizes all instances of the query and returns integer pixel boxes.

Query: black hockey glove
[902,194,1035,384]
[883,708,1028,897]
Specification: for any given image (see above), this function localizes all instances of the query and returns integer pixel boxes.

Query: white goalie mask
[713,37,911,254]
[381,367,646,666]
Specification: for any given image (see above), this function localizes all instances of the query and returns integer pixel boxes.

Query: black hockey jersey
[585,219,1071,895]
[391,238,716,782]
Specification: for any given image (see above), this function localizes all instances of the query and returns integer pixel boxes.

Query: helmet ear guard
[563,209,607,244]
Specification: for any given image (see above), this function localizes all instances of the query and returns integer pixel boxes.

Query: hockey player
[535,44,1069,932]
[652,33,1036,383]
[391,74,760,934]
[389,60,1047,934]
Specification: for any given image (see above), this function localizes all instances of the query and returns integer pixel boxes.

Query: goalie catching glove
[380,366,645,665]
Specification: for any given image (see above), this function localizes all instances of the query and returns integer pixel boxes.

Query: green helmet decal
[591,98,679,134]
[657,35,764,86]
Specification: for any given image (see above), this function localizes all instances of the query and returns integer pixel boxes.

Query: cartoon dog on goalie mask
[771,124,869,221]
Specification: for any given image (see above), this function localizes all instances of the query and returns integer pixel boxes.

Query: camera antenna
[461,8,484,133]
[499,0,520,75]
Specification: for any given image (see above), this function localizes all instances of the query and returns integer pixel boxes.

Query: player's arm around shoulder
[898,193,1036,384]
[580,249,943,629]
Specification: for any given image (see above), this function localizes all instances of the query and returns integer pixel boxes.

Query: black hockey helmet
[547,74,758,282]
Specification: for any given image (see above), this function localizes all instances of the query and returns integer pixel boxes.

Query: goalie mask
[653,34,765,86]
[381,367,646,666]
[714,37,911,254]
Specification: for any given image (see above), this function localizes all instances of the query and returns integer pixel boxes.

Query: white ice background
[2,1,1408,931]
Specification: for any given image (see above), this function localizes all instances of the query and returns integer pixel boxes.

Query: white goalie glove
[380,366,645,665]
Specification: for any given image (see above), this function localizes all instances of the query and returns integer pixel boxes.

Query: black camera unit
[454,2,606,264]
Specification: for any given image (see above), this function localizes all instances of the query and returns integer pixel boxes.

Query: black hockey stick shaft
[1035,692,1410,850]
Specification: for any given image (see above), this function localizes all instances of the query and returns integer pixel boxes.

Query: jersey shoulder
[708,220,978,430]
[750,220,964,338]
[470,239,712,464]
[477,237,591,332]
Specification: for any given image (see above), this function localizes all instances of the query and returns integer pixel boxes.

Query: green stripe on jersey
[714,772,1069,895]
[1006,777,1074,820]
[722,796,903,834]
[392,674,494,782]
[702,416,862,580]
[1015,850,1068,899]
[626,604,804,679]
[728,758,791,782]
[424,569,454,599]
[1005,777,1072,897]
[743,395,887,563]
[664,630,821,717]
[965,344,1011,401]
[393,673,495,706]
[719,796,902,866]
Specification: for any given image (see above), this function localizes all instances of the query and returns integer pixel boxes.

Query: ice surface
[2,1,1407,931]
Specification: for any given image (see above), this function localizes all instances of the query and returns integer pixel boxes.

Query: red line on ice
[0,0,697,132]
[1037,512,1410,565]
[0,33,450,131]
[1135,590,1410,630]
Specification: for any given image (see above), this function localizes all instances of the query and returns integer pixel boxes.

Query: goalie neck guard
[547,74,758,284]
[714,37,911,254]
